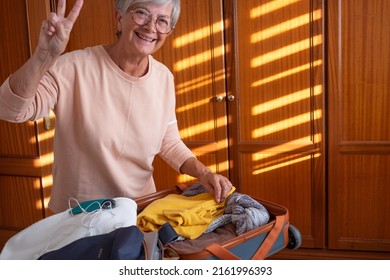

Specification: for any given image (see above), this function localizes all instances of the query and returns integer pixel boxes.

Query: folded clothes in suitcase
[0,184,300,260]
[135,184,301,260]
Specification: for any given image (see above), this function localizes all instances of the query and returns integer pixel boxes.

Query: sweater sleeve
[0,74,57,123]
[0,77,35,122]
[158,120,195,172]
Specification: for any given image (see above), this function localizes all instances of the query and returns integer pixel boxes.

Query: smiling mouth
[136,32,156,43]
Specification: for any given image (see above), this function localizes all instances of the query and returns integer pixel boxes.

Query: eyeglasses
[130,8,174,34]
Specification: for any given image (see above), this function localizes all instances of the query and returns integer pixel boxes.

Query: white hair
[114,0,181,26]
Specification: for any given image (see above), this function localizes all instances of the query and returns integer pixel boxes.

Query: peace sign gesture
[37,0,84,61]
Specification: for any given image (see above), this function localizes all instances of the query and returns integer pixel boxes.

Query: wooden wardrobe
[1,0,389,259]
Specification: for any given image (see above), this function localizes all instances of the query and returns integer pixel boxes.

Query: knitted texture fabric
[204,214,232,233]
[183,182,270,235]
[225,193,270,235]
[181,182,207,196]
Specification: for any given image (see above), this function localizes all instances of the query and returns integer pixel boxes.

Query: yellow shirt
[137,187,235,239]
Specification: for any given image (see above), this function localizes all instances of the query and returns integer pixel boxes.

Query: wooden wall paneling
[26,0,51,51]
[0,122,38,157]
[65,0,116,50]
[224,0,325,248]
[0,175,44,250]
[0,0,53,250]
[0,176,44,229]
[328,0,390,252]
[0,0,30,80]
[0,0,38,158]
[152,0,229,189]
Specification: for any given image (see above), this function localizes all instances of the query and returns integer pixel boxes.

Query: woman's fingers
[56,0,66,18]
[201,173,233,203]
[66,0,84,24]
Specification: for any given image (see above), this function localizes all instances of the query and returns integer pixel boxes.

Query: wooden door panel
[0,0,51,250]
[329,155,390,251]
[236,1,318,143]
[338,1,390,142]
[0,176,44,247]
[225,0,325,248]
[0,0,37,157]
[65,0,116,50]
[328,0,390,252]
[153,0,229,188]
[240,152,315,236]
[0,122,38,156]
[0,0,30,79]
[0,176,44,228]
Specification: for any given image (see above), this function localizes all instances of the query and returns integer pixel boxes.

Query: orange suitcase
[135,185,301,260]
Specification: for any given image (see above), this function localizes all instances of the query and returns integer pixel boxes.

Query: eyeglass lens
[131,8,172,34]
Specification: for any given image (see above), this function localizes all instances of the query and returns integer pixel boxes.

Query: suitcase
[135,185,302,260]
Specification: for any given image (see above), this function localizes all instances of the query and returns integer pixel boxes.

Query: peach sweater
[0,46,194,212]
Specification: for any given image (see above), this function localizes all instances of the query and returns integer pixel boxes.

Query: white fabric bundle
[0,197,137,260]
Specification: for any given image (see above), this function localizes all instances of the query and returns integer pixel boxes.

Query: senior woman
[0,0,233,213]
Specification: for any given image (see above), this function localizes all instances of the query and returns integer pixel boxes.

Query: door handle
[216,95,235,102]
[216,95,224,102]
[227,95,235,102]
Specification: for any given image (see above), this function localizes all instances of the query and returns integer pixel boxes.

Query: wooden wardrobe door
[224,0,325,248]
[152,0,229,189]
[0,0,52,250]
[328,0,390,252]
[63,0,116,50]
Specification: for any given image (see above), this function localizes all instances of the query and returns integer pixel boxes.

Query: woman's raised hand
[37,0,84,61]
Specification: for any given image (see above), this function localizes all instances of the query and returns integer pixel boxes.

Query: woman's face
[117,2,173,57]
